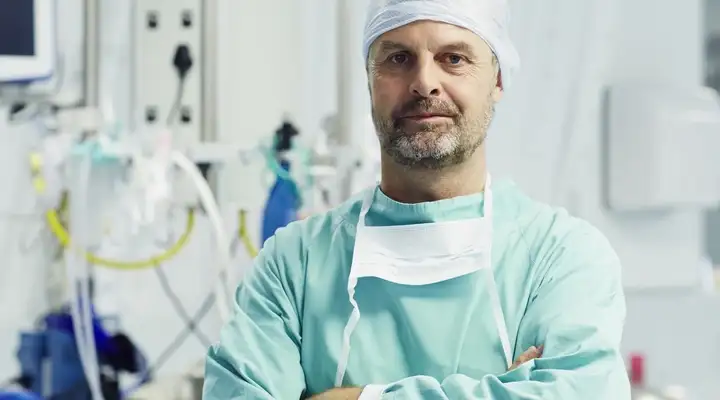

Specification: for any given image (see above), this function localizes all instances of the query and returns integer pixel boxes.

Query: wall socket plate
[132,0,204,205]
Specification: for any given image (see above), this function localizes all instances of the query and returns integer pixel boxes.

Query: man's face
[368,21,502,169]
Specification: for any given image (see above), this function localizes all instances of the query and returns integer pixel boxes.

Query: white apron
[334,174,512,386]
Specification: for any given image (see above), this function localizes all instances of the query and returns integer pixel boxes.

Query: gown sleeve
[203,226,308,399]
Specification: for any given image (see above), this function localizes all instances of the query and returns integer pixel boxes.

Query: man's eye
[389,53,409,64]
[446,54,465,65]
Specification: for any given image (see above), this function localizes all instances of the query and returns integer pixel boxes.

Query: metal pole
[201,0,218,143]
[201,0,221,199]
[83,0,100,110]
[80,0,101,301]
[335,0,358,201]
[336,0,353,148]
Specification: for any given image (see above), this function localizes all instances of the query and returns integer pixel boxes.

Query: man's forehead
[380,20,475,40]
[369,0,476,9]
[375,39,476,54]
[373,21,491,55]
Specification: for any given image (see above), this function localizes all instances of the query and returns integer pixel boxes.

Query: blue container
[261,160,300,243]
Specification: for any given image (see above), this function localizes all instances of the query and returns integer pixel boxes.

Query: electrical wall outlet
[132,0,204,206]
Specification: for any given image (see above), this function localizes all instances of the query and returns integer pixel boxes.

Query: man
[203,0,631,398]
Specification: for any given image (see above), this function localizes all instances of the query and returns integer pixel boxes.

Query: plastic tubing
[66,153,105,400]
[169,150,233,323]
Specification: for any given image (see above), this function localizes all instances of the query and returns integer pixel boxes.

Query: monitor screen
[0,1,36,56]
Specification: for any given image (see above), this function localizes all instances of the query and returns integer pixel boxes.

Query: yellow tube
[46,207,195,270]
[238,209,258,258]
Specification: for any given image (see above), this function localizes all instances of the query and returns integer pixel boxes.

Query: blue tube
[261,159,300,243]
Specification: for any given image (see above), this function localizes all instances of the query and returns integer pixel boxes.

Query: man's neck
[379,148,487,203]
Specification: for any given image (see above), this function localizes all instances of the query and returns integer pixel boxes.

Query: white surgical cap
[363,0,520,88]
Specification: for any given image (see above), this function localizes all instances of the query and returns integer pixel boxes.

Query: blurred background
[0,0,719,398]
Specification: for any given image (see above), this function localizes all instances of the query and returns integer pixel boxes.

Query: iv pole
[335,0,363,202]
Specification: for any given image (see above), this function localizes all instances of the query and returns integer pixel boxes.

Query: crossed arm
[310,347,545,399]
[204,225,631,400]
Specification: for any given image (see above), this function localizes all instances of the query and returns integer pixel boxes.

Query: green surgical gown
[203,180,630,399]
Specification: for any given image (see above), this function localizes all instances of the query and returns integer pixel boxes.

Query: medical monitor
[0,0,55,83]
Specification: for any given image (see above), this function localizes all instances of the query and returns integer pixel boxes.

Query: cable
[166,44,193,126]
[169,151,233,323]
[165,77,186,126]
[65,152,104,400]
[153,264,212,347]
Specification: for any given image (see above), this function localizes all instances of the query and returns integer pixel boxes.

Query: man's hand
[308,387,363,399]
[307,348,543,399]
[509,345,543,370]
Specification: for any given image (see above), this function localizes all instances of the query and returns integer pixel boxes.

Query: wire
[231,209,259,258]
[167,43,192,126]
[165,76,186,126]
[153,264,212,347]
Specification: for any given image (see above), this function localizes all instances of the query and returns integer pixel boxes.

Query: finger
[510,350,533,369]
[509,346,541,370]
[520,346,539,361]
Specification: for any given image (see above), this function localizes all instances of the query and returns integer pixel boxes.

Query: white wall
[1,0,719,397]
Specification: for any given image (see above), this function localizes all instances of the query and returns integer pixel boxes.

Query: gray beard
[373,105,494,170]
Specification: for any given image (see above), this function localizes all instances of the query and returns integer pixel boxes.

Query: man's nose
[408,61,442,97]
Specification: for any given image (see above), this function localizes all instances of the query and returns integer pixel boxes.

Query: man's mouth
[401,112,453,122]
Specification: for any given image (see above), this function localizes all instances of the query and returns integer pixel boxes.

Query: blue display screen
[0,1,35,56]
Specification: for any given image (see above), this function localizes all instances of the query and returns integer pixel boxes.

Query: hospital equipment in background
[7,143,267,400]
[0,0,57,84]
[0,0,354,398]
[3,105,315,399]
[261,121,302,243]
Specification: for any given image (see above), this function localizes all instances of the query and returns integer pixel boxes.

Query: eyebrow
[375,40,409,55]
[374,40,477,57]
[439,42,476,56]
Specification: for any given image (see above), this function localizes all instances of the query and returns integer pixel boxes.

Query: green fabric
[203,180,630,399]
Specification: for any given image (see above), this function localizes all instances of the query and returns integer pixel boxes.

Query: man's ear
[492,68,504,102]
[491,69,504,102]
[492,85,504,102]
